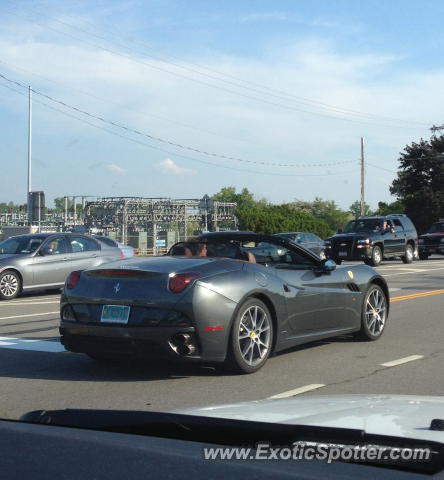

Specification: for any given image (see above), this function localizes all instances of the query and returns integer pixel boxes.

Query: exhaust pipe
[170,333,198,356]
[177,343,196,356]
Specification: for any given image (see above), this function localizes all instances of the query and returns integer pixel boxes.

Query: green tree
[390,135,444,233]
[289,197,350,234]
[374,200,405,216]
[238,204,330,238]
[349,200,373,218]
[212,187,266,210]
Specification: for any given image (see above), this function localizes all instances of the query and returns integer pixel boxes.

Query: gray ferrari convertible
[60,231,389,374]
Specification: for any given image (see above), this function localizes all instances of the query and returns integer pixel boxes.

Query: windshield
[343,219,384,234]
[427,223,444,233]
[0,236,45,254]
[1,2,444,475]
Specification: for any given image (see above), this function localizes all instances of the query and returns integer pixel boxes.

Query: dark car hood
[327,234,371,242]
[421,233,444,238]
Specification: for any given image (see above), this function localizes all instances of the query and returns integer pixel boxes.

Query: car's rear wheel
[354,285,388,341]
[419,252,429,260]
[401,244,414,264]
[367,245,382,266]
[0,271,21,300]
[226,298,273,374]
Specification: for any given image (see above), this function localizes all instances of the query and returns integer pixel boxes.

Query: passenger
[170,245,192,256]
[244,251,256,263]
[197,243,208,257]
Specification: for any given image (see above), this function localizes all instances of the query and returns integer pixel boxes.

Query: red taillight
[168,272,201,294]
[119,250,125,258]
[66,270,82,289]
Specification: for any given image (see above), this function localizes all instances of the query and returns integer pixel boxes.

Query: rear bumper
[59,283,238,363]
[59,322,209,361]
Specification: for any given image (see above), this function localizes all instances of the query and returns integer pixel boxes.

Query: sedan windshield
[343,219,383,234]
[0,236,45,254]
[427,223,444,233]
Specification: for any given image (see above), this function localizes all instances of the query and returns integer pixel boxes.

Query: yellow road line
[391,289,444,303]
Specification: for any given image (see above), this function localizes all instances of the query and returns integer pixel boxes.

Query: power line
[0,3,430,130]
[8,1,431,127]
[0,58,252,146]
[0,71,358,168]
[0,80,357,178]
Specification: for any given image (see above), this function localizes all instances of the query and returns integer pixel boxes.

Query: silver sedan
[0,233,124,300]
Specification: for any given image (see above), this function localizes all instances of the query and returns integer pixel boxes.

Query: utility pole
[360,137,365,217]
[27,86,32,225]
[64,196,68,227]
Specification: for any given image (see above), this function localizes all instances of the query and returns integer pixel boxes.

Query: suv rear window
[398,217,416,232]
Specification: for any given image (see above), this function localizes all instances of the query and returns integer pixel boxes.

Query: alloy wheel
[365,288,387,336]
[0,273,19,298]
[238,305,271,367]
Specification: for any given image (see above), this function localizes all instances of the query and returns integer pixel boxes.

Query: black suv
[418,220,444,259]
[325,214,418,266]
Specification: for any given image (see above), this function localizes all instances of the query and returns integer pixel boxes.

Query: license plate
[101,305,130,324]
[339,251,348,257]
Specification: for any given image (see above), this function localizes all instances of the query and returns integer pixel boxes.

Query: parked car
[0,233,124,300]
[60,231,389,374]
[273,232,326,259]
[92,235,135,258]
[325,214,418,266]
[418,220,444,259]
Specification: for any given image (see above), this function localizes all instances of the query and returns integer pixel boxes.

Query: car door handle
[91,253,98,257]
[62,257,69,261]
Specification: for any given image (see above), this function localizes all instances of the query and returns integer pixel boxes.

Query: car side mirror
[40,247,53,256]
[315,258,336,275]
[323,259,336,272]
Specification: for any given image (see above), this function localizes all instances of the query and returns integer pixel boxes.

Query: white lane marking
[268,384,326,399]
[380,355,424,367]
[0,336,65,353]
[383,267,444,277]
[8,295,59,301]
[1,301,60,306]
[389,288,401,292]
[0,311,59,320]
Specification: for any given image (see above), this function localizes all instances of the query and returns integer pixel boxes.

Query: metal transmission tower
[431,125,444,135]
[83,196,237,252]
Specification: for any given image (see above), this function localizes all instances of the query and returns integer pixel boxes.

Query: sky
[0,0,443,210]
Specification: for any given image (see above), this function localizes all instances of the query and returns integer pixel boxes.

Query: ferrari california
[59,232,389,373]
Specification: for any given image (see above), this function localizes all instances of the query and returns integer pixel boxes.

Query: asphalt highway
[1,257,444,419]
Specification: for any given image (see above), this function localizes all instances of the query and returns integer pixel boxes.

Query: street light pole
[360,137,365,217]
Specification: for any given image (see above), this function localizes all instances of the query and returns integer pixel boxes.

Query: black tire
[0,270,21,300]
[401,244,414,264]
[418,252,429,260]
[354,285,388,341]
[367,245,382,267]
[226,298,273,374]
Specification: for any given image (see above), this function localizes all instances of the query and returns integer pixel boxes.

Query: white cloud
[0,14,443,209]
[160,158,195,175]
[106,163,125,174]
